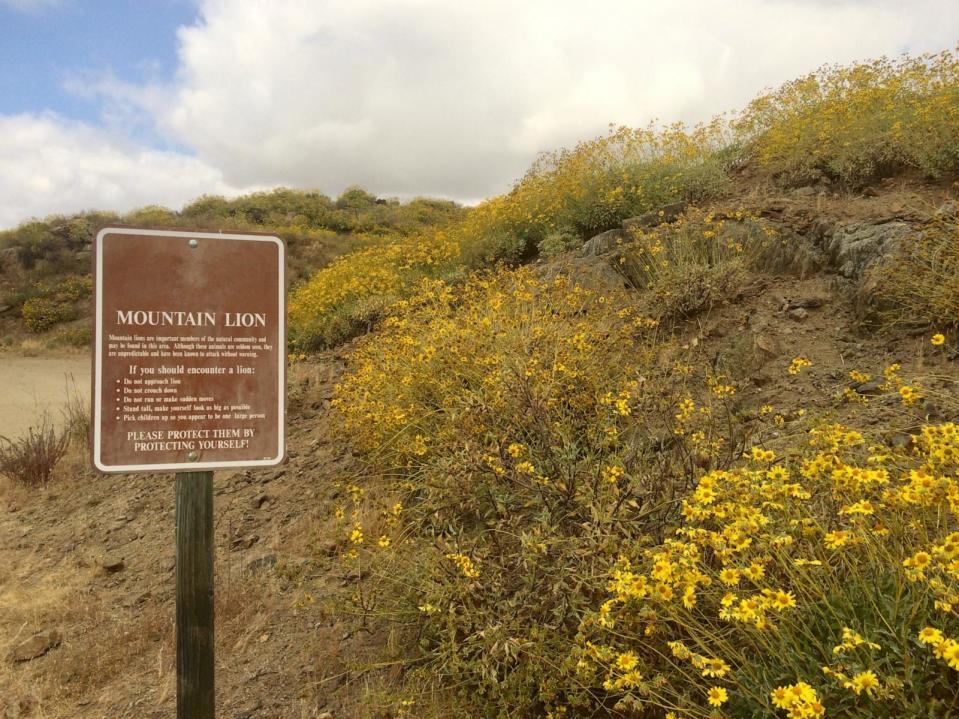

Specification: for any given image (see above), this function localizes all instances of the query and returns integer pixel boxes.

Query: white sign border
[93,227,286,473]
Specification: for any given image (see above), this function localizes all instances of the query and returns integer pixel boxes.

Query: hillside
[3,49,959,719]
[0,188,464,352]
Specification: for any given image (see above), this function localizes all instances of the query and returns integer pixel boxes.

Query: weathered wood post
[176,470,215,719]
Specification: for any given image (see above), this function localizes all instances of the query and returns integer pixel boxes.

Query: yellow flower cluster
[617,208,777,320]
[918,627,959,671]
[770,682,825,718]
[445,552,480,579]
[572,417,959,716]
[735,50,959,185]
[788,356,812,375]
[333,268,658,470]
[289,229,460,348]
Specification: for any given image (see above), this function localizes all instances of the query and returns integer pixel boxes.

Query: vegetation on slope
[309,48,959,718]
[289,48,959,350]
[0,187,463,347]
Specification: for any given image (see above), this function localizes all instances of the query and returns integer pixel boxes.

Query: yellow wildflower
[707,686,728,707]
[844,670,880,696]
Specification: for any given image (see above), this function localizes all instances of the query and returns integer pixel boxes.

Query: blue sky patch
[0,0,196,124]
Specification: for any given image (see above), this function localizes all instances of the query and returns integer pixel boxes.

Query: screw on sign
[92,228,286,718]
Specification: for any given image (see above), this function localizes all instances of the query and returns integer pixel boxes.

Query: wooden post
[175,471,215,718]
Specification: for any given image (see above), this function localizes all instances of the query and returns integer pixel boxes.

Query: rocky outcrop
[819,221,915,280]
[621,201,687,232]
[580,228,626,257]
[535,254,629,294]
[579,201,689,258]
[10,630,62,662]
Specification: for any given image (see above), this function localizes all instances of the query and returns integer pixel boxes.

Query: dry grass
[0,413,69,488]
[0,554,172,718]
[60,377,90,451]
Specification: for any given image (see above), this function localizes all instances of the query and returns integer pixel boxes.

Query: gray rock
[580,228,626,257]
[855,379,885,396]
[752,332,781,359]
[820,221,914,280]
[101,555,125,573]
[621,201,687,232]
[535,255,629,294]
[886,433,913,450]
[808,217,835,242]
[934,200,957,219]
[10,630,62,662]
[231,534,260,550]
[789,297,826,309]
[761,200,787,216]
[786,307,808,322]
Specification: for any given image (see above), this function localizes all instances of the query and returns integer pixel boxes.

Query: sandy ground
[0,356,90,439]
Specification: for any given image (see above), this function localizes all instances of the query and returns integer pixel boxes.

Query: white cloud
[2,0,958,228]
[156,0,959,200]
[0,114,251,228]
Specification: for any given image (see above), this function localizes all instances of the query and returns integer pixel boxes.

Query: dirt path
[0,356,90,439]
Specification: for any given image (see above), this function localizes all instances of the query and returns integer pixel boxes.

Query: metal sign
[92,227,286,472]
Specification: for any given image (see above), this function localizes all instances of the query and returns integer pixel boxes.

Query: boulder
[855,379,885,396]
[621,201,687,232]
[580,228,627,257]
[819,221,915,279]
[101,555,125,573]
[536,256,629,294]
[10,630,62,662]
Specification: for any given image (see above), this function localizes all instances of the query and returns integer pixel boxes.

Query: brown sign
[92,228,285,472]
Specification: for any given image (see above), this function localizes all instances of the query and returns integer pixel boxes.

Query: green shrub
[617,208,777,319]
[330,268,753,716]
[537,227,581,257]
[876,212,959,329]
[21,297,76,333]
[19,275,91,332]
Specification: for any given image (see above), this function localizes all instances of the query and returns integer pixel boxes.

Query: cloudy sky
[0,0,956,228]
